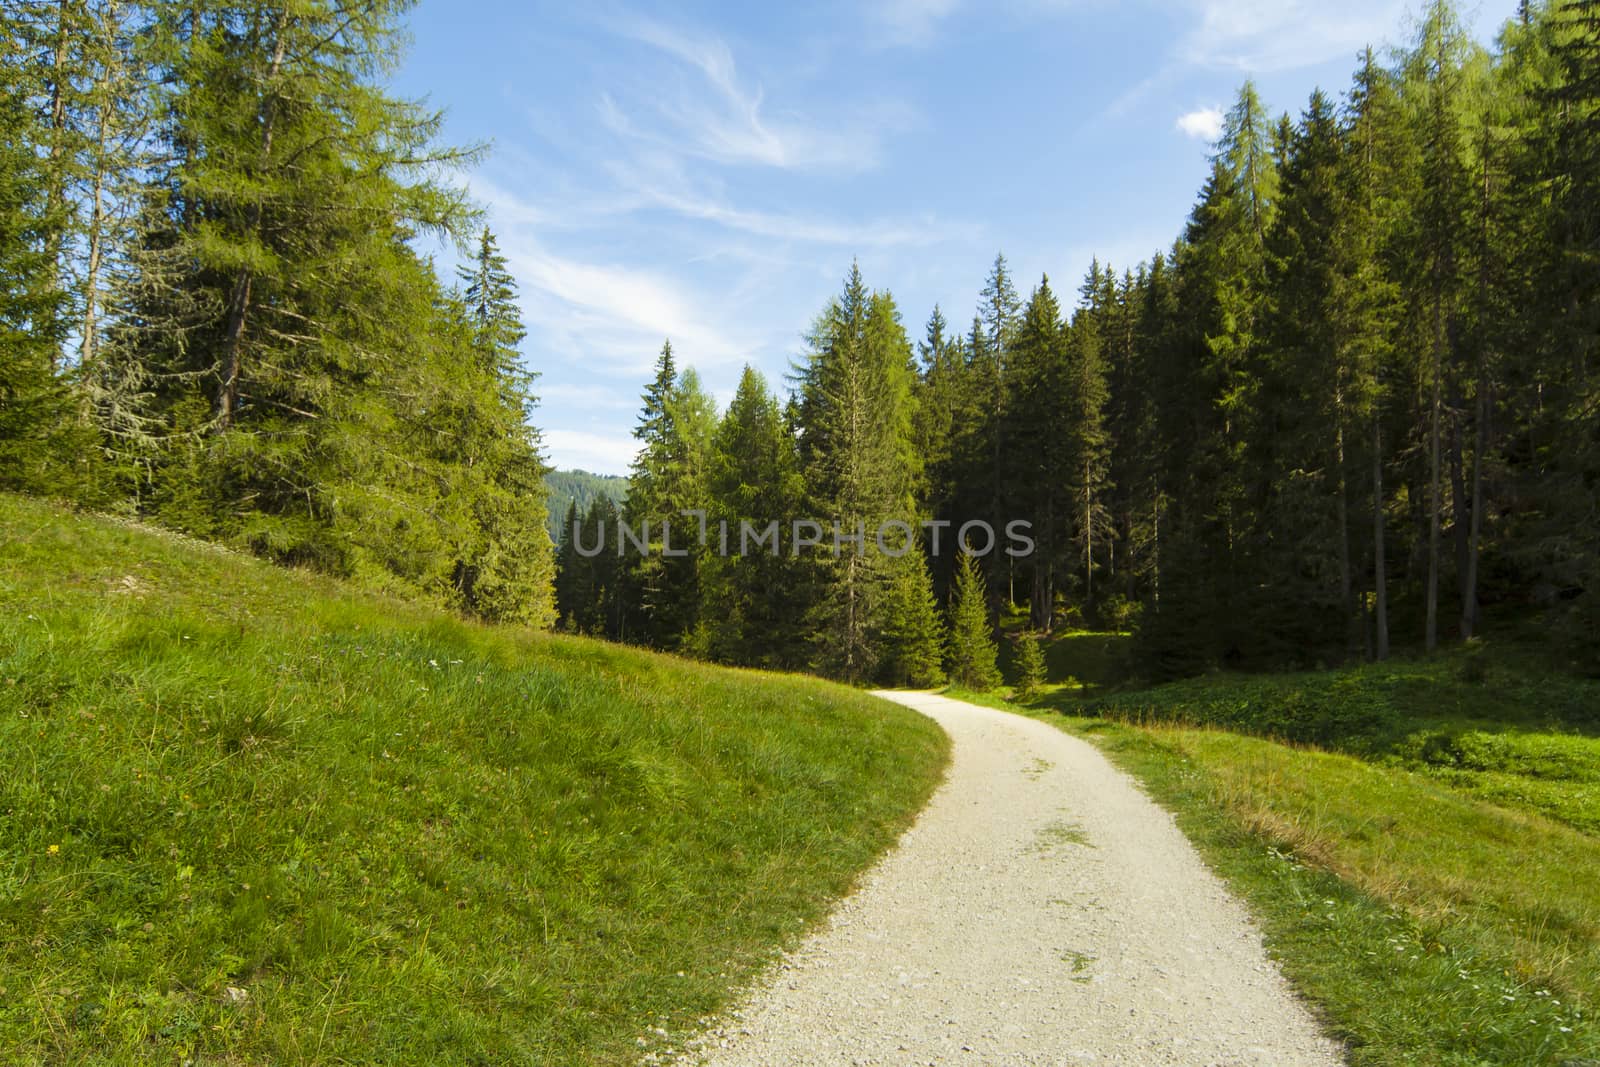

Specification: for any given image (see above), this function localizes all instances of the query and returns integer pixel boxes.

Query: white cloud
[1178,0,1409,72]
[540,383,640,411]
[506,242,752,374]
[1176,106,1224,141]
[543,429,640,477]
[600,16,894,172]
[872,0,962,47]
[600,158,974,249]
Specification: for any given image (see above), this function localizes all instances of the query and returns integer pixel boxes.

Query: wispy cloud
[603,158,975,249]
[1177,0,1409,72]
[871,0,962,47]
[506,241,752,373]
[601,15,897,172]
[1175,106,1224,141]
[540,382,641,411]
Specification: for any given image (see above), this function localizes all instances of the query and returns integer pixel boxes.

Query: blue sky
[394,0,1518,476]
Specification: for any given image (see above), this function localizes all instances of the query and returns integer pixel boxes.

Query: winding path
[685,691,1344,1066]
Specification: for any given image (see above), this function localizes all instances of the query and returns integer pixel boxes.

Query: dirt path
[682,691,1344,1066]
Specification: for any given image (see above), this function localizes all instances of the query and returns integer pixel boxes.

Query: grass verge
[0,494,948,1065]
[951,644,1600,1066]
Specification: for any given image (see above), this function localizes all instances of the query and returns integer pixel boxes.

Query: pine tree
[444,230,555,627]
[704,366,806,668]
[624,343,715,649]
[101,0,485,585]
[793,264,919,682]
[1006,276,1068,630]
[1066,268,1113,623]
[0,54,75,495]
[947,553,1001,691]
[1012,632,1047,701]
[1404,0,1476,651]
[977,253,1022,612]
[878,545,947,688]
[1343,47,1411,661]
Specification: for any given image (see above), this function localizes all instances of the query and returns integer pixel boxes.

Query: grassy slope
[957,635,1600,1065]
[0,495,948,1065]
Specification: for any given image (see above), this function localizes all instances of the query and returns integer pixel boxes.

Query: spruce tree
[0,59,73,494]
[1261,90,1360,658]
[704,366,806,668]
[793,264,919,682]
[624,343,714,649]
[1404,0,1476,651]
[1066,269,1113,623]
[441,226,556,627]
[99,0,488,590]
[1006,275,1069,630]
[1012,632,1047,701]
[878,545,947,689]
[947,553,1001,691]
[554,499,584,631]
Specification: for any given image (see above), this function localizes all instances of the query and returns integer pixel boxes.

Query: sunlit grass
[0,494,948,1065]
[963,642,1600,1065]
[1079,722,1600,1065]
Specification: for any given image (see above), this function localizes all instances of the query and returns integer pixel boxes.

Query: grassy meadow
[0,494,948,1065]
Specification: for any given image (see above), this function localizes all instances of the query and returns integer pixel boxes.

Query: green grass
[0,494,948,1065]
[1078,722,1600,1066]
[956,642,1600,1065]
[1065,649,1600,834]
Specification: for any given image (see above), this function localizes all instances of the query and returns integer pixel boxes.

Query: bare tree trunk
[43,0,72,371]
[1335,382,1354,654]
[1373,413,1390,660]
[1084,461,1094,614]
[1461,377,1486,639]
[1461,133,1493,642]
[82,99,109,367]
[1152,493,1162,606]
[1426,310,1444,652]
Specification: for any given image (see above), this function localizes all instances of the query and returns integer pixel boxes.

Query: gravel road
[679,690,1345,1066]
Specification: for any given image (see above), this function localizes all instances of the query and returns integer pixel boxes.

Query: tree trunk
[1461,376,1486,639]
[1152,493,1162,606]
[1426,308,1444,652]
[81,92,110,367]
[1335,384,1354,654]
[44,0,72,371]
[1373,412,1390,660]
[1083,460,1094,615]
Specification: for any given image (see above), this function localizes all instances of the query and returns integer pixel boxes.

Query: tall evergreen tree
[100,0,486,583]
[703,366,806,668]
[0,48,77,495]
[878,546,948,688]
[1065,268,1114,623]
[1007,276,1068,629]
[1404,0,1477,651]
[947,553,1001,691]
[793,264,919,682]
[625,341,714,649]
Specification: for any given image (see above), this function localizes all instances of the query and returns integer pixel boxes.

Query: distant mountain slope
[544,469,628,542]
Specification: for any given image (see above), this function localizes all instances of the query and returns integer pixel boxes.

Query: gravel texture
[678,690,1345,1066]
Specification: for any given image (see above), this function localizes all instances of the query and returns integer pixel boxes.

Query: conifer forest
[4,0,1598,685]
